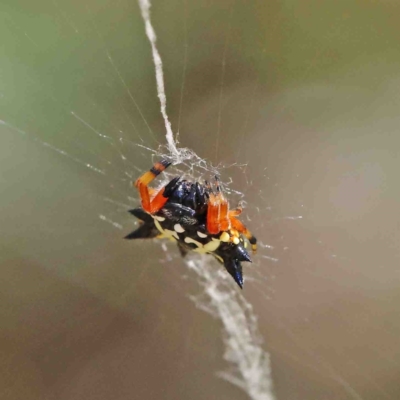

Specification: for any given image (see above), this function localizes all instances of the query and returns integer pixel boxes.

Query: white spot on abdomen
[174,224,185,233]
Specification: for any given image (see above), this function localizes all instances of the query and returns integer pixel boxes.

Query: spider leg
[182,183,197,209]
[229,203,243,217]
[206,180,218,234]
[163,176,181,198]
[230,217,257,252]
[135,159,171,214]
[219,199,230,231]
[206,176,230,234]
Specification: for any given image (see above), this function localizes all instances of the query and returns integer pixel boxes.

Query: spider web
[1,1,399,400]
[0,2,279,398]
[136,3,275,398]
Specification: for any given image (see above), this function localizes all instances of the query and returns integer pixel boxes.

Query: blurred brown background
[1,0,400,399]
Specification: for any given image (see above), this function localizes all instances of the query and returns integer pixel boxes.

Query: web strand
[137,0,181,162]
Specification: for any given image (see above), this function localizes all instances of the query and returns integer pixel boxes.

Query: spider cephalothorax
[125,159,257,288]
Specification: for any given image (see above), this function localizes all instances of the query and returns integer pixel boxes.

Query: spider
[125,159,257,288]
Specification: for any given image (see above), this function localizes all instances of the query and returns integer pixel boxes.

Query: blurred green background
[1,1,400,399]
